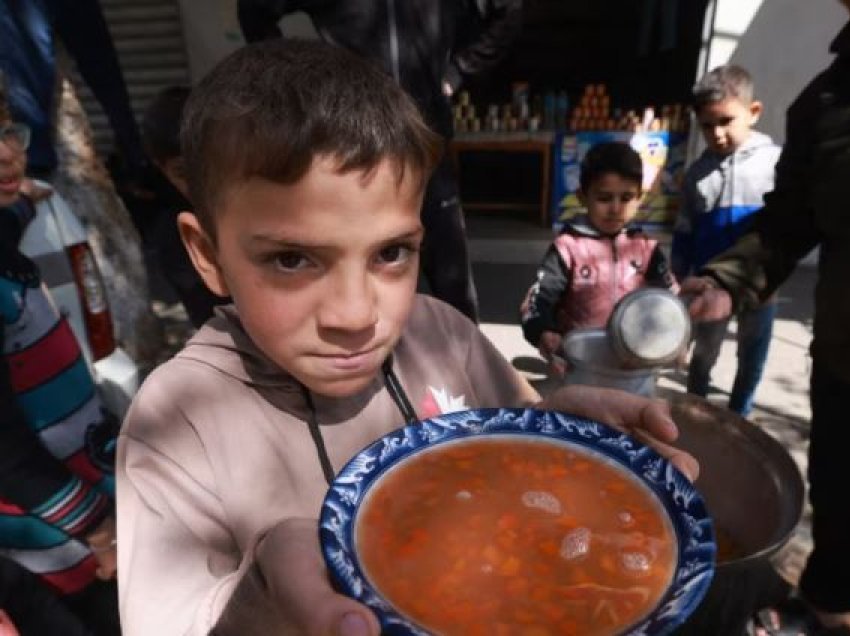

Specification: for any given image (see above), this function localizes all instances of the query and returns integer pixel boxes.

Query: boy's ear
[177,211,230,297]
[749,100,764,123]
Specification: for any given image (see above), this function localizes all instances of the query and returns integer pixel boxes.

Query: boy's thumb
[336,611,376,636]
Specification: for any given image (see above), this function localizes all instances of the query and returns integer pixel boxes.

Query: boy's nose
[317,272,379,332]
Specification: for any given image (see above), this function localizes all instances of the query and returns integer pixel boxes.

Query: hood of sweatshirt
[176,304,300,390]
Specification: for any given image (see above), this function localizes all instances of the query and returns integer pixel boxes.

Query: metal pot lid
[608,288,691,367]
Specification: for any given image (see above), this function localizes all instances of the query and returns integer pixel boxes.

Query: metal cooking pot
[666,393,805,635]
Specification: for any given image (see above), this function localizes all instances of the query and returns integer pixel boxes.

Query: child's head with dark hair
[141,86,191,198]
[180,38,441,237]
[578,142,644,235]
[142,86,190,165]
[692,64,762,156]
[177,39,443,398]
[579,142,643,194]
[692,65,754,111]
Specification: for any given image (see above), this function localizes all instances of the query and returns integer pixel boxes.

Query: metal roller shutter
[66,0,190,158]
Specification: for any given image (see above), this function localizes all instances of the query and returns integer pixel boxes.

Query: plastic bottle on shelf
[543,90,556,129]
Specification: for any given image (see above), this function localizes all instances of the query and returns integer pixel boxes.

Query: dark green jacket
[703,21,850,383]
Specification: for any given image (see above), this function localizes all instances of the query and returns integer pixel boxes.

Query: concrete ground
[467,211,815,588]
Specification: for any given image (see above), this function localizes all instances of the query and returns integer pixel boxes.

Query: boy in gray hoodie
[672,65,781,416]
[115,39,698,636]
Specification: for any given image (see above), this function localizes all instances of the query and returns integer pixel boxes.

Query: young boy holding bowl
[116,39,697,635]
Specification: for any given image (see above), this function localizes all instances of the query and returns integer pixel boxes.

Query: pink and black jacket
[521,218,678,348]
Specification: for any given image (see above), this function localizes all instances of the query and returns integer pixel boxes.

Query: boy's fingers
[538,387,699,482]
[260,519,380,636]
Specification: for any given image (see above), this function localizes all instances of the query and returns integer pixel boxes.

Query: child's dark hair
[579,142,643,193]
[692,65,754,112]
[141,86,190,164]
[0,71,10,122]
[181,39,443,236]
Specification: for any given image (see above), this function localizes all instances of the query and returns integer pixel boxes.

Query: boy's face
[0,120,27,207]
[697,97,762,156]
[579,173,643,235]
[180,157,424,398]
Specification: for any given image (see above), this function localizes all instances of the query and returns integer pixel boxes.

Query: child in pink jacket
[521,142,678,375]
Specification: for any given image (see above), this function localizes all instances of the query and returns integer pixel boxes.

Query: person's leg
[686,318,729,397]
[729,301,777,416]
[798,363,850,617]
[419,156,479,322]
[0,557,91,636]
[62,579,120,636]
[47,0,146,174]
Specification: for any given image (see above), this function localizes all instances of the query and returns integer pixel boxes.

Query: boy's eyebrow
[248,228,424,249]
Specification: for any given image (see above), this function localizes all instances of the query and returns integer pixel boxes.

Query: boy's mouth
[316,346,382,372]
[0,176,22,195]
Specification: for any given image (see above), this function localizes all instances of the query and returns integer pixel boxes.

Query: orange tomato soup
[356,436,676,636]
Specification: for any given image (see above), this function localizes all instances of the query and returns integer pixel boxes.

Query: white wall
[703,0,846,143]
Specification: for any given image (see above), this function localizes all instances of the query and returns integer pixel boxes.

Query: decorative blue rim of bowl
[319,407,716,636]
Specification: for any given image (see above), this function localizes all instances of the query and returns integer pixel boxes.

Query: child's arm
[0,324,114,575]
[520,245,570,350]
[645,243,679,293]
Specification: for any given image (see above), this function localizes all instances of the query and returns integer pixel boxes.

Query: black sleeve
[446,0,523,91]
[520,245,570,348]
[645,244,677,290]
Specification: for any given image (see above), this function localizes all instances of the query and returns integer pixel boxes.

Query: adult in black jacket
[237,0,524,322]
[686,5,850,631]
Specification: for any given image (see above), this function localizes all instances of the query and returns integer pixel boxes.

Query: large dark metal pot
[666,393,805,635]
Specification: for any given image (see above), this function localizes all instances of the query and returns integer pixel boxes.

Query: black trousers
[0,557,91,636]
[799,361,850,612]
[420,156,479,323]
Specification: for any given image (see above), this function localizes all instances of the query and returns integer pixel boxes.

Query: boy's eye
[274,251,312,272]
[377,244,414,265]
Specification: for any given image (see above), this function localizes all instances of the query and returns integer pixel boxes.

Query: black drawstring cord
[301,357,418,486]
[299,384,336,486]
[381,358,418,424]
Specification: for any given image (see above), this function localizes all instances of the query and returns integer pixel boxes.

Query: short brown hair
[580,142,643,193]
[181,39,443,235]
[692,65,755,112]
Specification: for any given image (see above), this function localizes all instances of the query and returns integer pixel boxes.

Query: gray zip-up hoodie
[116,295,536,635]
[671,130,781,278]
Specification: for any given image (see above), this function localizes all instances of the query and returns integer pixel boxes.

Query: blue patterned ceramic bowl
[320,408,715,635]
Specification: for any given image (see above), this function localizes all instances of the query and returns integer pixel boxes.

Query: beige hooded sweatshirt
[117,295,537,635]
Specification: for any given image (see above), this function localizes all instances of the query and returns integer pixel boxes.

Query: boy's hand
[537,385,700,482]
[538,330,567,377]
[681,276,733,322]
[85,515,118,580]
[257,518,380,636]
